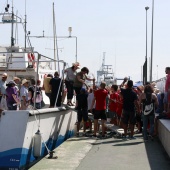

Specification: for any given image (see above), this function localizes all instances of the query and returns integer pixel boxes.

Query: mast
[24,0,27,51]
[53,3,56,70]
[11,0,14,47]
[53,3,60,72]
[15,11,18,45]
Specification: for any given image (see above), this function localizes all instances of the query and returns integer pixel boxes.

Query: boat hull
[0,107,77,169]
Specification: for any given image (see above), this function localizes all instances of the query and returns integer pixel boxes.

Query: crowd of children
[75,76,169,141]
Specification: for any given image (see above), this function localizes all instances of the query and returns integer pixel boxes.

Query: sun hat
[13,77,21,81]
[72,62,80,68]
[2,73,7,78]
[6,80,17,86]
[21,79,29,85]
[137,85,144,92]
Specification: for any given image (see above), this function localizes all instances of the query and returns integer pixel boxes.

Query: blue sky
[0,0,170,83]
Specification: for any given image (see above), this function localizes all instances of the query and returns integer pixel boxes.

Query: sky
[0,0,170,83]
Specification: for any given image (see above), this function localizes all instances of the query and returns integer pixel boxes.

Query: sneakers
[82,133,88,137]
[129,136,136,140]
[101,135,106,139]
[122,136,128,140]
[76,132,79,137]
[67,102,72,106]
[91,134,97,138]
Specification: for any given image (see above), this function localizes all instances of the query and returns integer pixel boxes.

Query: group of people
[0,73,43,111]
[42,62,95,108]
[73,67,170,142]
[1,63,170,142]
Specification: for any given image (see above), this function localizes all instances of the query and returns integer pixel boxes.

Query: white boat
[0,2,77,170]
[97,53,116,86]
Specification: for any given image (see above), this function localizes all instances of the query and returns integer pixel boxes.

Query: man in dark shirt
[121,80,140,139]
[49,71,63,107]
[76,88,88,136]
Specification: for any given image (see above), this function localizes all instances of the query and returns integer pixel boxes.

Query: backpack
[143,93,154,116]
[32,86,42,103]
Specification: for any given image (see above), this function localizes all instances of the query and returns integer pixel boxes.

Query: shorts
[94,110,106,120]
[136,113,142,122]
[108,110,117,119]
[163,92,168,104]
[78,109,88,122]
[121,109,136,125]
[88,108,95,115]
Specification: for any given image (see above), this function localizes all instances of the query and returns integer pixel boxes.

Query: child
[116,92,123,127]
[108,85,119,125]
[91,81,108,138]
[76,88,88,136]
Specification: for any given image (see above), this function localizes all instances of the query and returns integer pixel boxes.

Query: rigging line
[30,108,51,154]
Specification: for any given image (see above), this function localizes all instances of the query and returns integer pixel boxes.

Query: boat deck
[30,131,170,170]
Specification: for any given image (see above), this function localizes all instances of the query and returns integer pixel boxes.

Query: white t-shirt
[87,92,95,110]
[20,86,28,101]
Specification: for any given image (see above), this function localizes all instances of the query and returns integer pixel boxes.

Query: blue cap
[81,87,86,92]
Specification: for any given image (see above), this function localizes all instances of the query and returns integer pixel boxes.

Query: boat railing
[0,51,65,70]
[0,51,66,109]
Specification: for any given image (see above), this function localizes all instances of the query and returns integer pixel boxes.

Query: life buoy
[27,53,36,68]
[31,53,36,68]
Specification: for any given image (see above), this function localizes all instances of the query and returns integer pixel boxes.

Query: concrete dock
[30,133,170,170]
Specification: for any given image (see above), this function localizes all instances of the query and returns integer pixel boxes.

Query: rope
[29,106,51,154]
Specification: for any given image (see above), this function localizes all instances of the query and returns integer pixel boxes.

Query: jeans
[143,114,155,140]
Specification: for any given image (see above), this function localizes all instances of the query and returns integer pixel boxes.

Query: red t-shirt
[94,89,108,110]
[109,92,118,112]
[168,93,170,102]
[116,96,123,116]
[165,74,170,92]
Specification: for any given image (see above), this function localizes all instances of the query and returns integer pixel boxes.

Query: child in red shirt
[108,85,118,125]
[91,82,108,137]
[116,92,123,126]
